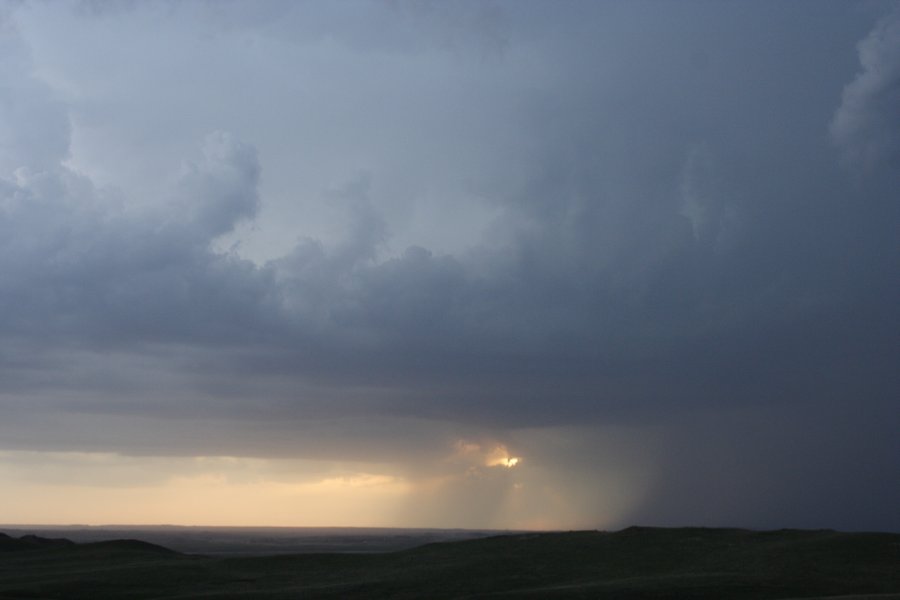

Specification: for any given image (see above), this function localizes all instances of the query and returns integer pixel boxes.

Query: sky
[0,0,897,532]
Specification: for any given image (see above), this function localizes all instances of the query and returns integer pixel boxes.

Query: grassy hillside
[0,527,898,599]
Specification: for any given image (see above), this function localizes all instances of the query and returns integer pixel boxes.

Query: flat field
[1,526,898,599]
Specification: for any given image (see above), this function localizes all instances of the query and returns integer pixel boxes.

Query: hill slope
[0,527,897,599]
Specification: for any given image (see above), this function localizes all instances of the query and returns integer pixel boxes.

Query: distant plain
[1,526,898,599]
[0,525,498,555]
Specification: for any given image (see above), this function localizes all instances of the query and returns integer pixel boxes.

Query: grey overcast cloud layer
[0,0,898,530]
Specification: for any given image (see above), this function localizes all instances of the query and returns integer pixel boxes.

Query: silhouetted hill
[0,526,897,599]
[77,538,179,556]
[0,525,491,554]
[0,532,75,552]
[0,532,175,556]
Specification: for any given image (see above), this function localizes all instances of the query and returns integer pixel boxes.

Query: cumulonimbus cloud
[0,0,897,532]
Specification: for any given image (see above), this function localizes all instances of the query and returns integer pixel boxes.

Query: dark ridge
[0,532,175,555]
[620,524,751,535]
[79,539,179,554]
[19,534,76,547]
[0,533,75,552]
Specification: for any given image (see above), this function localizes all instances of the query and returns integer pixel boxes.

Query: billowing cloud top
[0,0,897,531]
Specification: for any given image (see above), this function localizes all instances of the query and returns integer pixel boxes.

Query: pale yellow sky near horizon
[0,431,657,530]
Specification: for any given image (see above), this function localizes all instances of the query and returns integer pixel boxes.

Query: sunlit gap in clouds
[455,439,521,469]
[398,429,659,530]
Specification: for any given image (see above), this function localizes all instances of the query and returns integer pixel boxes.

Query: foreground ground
[1,526,898,599]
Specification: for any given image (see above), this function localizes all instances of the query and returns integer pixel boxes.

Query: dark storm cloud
[0,0,898,529]
[257,0,899,421]
[0,132,277,347]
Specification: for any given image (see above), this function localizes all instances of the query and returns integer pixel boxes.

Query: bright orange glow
[474,442,522,468]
